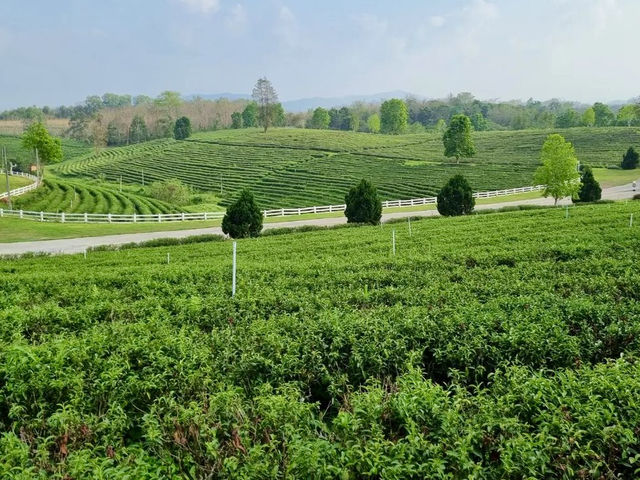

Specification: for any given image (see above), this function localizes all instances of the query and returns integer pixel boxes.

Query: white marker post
[84,249,87,260]
[167,253,170,264]
[232,241,237,297]
[392,229,396,256]
[630,214,634,227]
[408,218,412,237]
[565,206,569,219]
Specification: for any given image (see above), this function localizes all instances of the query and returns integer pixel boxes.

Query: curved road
[1,183,637,256]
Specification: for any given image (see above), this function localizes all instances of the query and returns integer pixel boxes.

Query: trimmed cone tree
[174,116,192,140]
[437,175,475,216]
[222,189,263,238]
[344,179,382,225]
[576,166,602,202]
[621,147,639,170]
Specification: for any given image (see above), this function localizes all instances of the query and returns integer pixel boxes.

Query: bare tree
[252,77,279,133]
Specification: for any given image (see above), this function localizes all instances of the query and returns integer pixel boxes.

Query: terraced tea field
[12,178,178,214]
[50,127,640,209]
[1,202,640,477]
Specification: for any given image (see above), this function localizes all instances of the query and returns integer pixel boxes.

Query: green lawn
[1,175,32,194]
[592,167,640,188]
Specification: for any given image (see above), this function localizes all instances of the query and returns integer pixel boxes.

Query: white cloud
[429,16,445,27]
[225,4,247,32]
[354,13,388,36]
[177,0,220,14]
[274,5,298,47]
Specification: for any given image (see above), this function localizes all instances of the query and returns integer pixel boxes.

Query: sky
[0,0,639,109]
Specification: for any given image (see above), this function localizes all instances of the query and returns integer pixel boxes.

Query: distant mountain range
[186,90,421,112]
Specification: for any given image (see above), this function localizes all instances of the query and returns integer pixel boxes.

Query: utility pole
[3,147,12,210]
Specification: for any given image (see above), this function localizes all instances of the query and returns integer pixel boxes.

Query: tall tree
[242,102,258,127]
[173,116,192,140]
[442,114,476,162]
[367,114,381,134]
[616,104,639,126]
[309,107,330,129]
[534,134,581,205]
[592,102,615,127]
[555,108,580,128]
[252,77,279,133]
[129,115,148,144]
[581,107,595,127]
[231,112,243,129]
[21,122,63,164]
[380,99,408,134]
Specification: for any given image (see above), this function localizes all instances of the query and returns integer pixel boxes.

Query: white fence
[0,171,40,200]
[0,185,546,224]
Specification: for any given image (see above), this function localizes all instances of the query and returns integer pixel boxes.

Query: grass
[50,127,640,210]
[1,175,32,193]
[592,167,640,188]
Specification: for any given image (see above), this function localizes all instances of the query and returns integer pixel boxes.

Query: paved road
[2,183,637,256]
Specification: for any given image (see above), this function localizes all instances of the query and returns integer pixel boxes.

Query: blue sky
[0,0,638,109]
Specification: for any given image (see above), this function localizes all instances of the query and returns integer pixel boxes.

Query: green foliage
[576,166,602,202]
[380,99,408,134]
[51,127,640,209]
[593,102,615,127]
[21,122,63,164]
[2,203,640,476]
[309,107,330,129]
[148,178,191,206]
[221,188,263,238]
[366,113,380,133]
[436,174,475,216]
[230,112,243,129]
[242,102,258,128]
[443,114,476,161]
[555,108,580,128]
[128,115,148,144]
[13,178,178,214]
[173,116,192,140]
[344,179,382,224]
[471,112,488,131]
[582,107,595,127]
[616,104,640,126]
[534,134,581,204]
[621,146,639,169]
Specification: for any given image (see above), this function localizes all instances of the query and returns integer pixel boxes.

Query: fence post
[84,212,88,223]
[313,206,317,214]
[133,213,137,223]
[40,211,44,222]
[204,212,208,221]
[281,208,284,216]
[182,212,185,221]
[158,214,161,223]
[329,205,333,213]
[263,210,267,218]
[0,208,3,217]
[60,212,64,223]
[108,213,112,223]
[232,241,237,297]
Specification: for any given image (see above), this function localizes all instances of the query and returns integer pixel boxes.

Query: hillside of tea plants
[1,201,640,477]
[11,179,179,215]
[50,127,640,209]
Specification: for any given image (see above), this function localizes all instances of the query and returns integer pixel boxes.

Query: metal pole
[232,241,237,297]
[35,147,41,183]
[167,253,170,264]
[392,229,396,256]
[630,214,634,228]
[408,217,412,237]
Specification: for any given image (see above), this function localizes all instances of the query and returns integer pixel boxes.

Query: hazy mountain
[186,90,421,112]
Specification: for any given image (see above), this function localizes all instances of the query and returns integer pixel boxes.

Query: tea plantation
[50,127,640,209]
[1,201,640,478]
